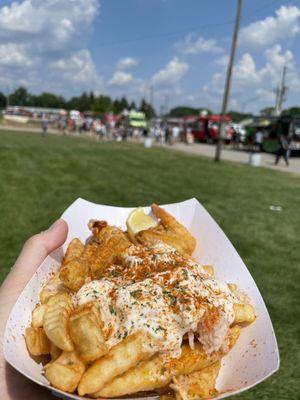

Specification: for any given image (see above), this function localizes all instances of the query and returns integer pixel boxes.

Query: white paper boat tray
[4,198,279,400]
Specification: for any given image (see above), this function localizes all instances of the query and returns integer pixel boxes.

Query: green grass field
[0,130,299,399]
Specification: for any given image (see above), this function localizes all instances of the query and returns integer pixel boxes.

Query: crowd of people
[40,113,191,145]
[40,113,293,166]
[252,127,291,166]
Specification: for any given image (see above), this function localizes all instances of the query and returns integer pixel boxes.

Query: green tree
[139,98,156,119]
[120,96,129,111]
[29,92,66,108]
[260,107,275,116]
[168,106,212,118]
[227,111,253,122]
[129,101,137,110]
[0,92,7,108]
[67,92,93,111]
[92,95,112,116]
[9,87,29,106]
[112,97,130,114]
[282,107,300,116]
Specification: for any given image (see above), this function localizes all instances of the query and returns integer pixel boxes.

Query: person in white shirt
[171,125,180,144]
[254,129,264,152]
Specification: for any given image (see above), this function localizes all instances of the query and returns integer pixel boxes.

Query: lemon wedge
[126,207,158,241]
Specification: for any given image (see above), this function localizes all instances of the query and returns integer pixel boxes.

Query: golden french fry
[62,238,84,265]
[43,293,74,351]
[228,283,237,292]
[233,303,256,325]
[170,361,221,400]
[50,342,62,361]
[59,259,89,291]
[39,273,68,304]
[44,351,85,393]
[78,332,156,396]
[69,302,107,362]
[25,327,50,356]
[160,394,175,400]
[95,344,217,398]
[31,304,46,328]
[95,326,240,398]
[202,265,214,276]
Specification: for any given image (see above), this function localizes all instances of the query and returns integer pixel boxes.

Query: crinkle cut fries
[25,204,255,399]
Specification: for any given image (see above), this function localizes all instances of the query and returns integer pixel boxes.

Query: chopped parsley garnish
[168,294,177,306]
[109,305,116,315]
[182,269,188,279]
[180,287,187,295]
[130,290,141,299]
[110,270,120,277]
[155,325,167,333]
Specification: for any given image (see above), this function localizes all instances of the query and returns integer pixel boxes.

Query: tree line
[1,87,299,121]
[0,87,156,118]
[168,106,300,121]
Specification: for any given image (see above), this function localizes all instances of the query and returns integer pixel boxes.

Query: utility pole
[215,0,242,162]
[274,65,288,116]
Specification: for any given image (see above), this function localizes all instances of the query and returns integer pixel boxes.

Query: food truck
[245,115,300,155]
[183,114,232,143]
[127,110,147,129]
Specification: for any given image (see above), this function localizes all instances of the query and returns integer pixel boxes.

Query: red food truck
[184,114,232,143]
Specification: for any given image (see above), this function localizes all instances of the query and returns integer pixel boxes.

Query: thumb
[13,219,68,275]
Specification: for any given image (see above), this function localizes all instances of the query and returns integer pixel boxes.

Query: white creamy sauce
[76,243,238,358]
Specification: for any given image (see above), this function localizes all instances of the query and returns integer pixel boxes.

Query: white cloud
[176,34,222,54]
[0,43,34,67]
[109,71,133,85]
[215,54,229,67]
[234,53,261,85]
[240,5,300,48]
[152,57,188,85]
[0,0,99,45]
[0,0,101,95]
[117,57,138,69]
[50,49,101,86]
[260,44,294,83]
[206,43,299,112]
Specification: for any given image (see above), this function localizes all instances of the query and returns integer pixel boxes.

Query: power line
[93,0,282,48]
[92,21,234,48]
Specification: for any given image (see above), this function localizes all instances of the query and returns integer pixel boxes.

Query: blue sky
[0,0,299,113]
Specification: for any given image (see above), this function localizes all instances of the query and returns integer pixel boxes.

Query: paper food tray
[4,198,279,400]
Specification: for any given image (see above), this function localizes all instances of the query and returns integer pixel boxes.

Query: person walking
[171,125,180,145]
[275,133,290,166]
[41,115,48,136]
[254,128,263,152]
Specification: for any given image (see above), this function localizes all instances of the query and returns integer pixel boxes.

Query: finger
[14,219,68,273]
